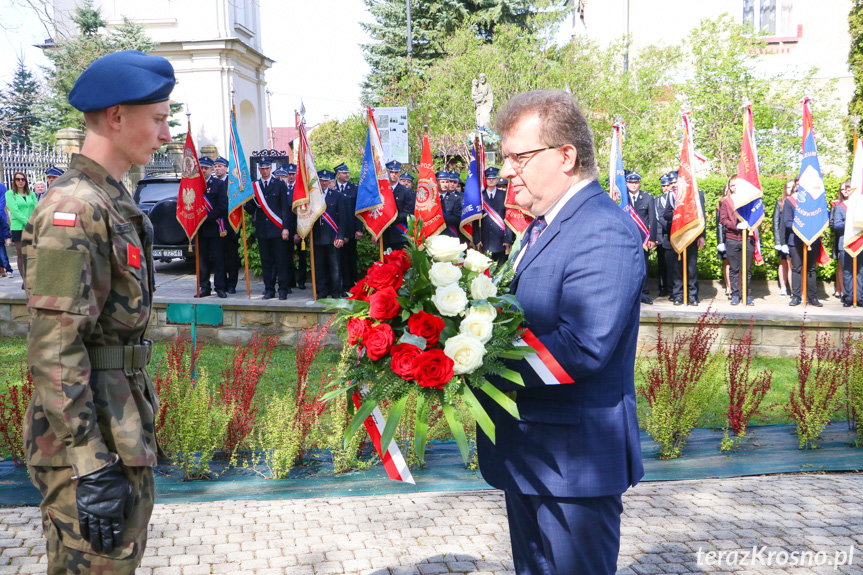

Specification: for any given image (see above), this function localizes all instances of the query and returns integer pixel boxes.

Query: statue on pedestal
[472,73,494,130]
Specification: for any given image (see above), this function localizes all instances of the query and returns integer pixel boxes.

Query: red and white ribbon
[481,198,506,231]
[321,211,339,235]
[514,329,574,385]
[254,181,283,228]
[352,391,415,484]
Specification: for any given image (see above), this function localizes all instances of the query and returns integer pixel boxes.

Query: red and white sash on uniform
[321,211,339,235]
[351,391,415,484]
[514,329,574,385]
[202,195,226,234]
[254,181,283,228]
[481,198,506,231]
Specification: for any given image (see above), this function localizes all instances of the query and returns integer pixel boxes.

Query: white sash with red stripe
[351,391,415,484]
[481,198,506,231]
[624,205,650,247]
[321,211,339,235]
[513,329,574,385]
[202,195,225,234]
[253,181,283,228]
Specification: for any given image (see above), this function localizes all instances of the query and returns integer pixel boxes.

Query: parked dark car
[133,173,195,263]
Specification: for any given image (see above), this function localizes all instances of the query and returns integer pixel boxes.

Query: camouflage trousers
[28,464,154,575]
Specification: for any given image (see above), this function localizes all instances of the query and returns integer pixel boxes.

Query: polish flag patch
[52,212,76,227]
[127,244,141,269]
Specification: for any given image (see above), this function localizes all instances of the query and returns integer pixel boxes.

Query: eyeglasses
[14,177,26,182]
[502,146,559,171]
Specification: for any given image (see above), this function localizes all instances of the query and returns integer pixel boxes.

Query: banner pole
[855,256,858,308]
[742,229,747,301]
[803,247,808,306]
[379,237,384,262]
[682,249,687,304]
[194,238,201,297]
[241,214,251,297]
[310,235,318,301]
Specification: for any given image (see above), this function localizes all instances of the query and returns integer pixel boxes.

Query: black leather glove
[75,458,133,553]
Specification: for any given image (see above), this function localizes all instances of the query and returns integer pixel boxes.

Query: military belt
[88,340,153,371]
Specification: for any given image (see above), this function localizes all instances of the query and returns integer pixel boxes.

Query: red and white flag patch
[52,212,76,227]
[127,244,141,269]
[514,329,574,385]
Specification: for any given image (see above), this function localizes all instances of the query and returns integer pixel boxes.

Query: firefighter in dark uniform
[383,160,414,251]
[282,164,307,290]
[313,169,350,298]
[474,166,513,264]
[244,159,294,299]
[334,162,360,289]
[214,156,240,294]
[399,172,415,191]
[197,156,228,298]
[626,171,656,305]
[655,173,673,298]
[660,171,706,306]
[440,171,464,239]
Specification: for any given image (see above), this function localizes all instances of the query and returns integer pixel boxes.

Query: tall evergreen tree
[1,56,41,145]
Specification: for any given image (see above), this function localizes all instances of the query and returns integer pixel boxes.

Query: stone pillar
[165,141,184,172]
[55,128,85,155]
[128,164,147,190]
[201,145,219,160]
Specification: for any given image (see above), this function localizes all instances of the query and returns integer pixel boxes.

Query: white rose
[432,283,468,316]
[460,312,494,344]
[444,334,487,375]
[463,249,493,273]
[425,235,466,262]
[470,302,498,320]
[470,274,497,300]
[429,261,462,287]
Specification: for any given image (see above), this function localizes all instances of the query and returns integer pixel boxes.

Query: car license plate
[153,249,183,258]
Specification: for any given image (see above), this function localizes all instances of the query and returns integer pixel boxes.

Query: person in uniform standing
[474,166,513,264]
[22,49,173,575]
[214,156,240,294]
[782,182,823,307]
[440,171,464,239]
[626,171,655,304]
[196,156,228,298]
[654,173,673,298]
[313,169,350,298]
[399,172,415,191]
[282,164,307,290]
[245,159,293,299]
[45,166,64,188]
[334,162,360,288]
[660,171,706,306]
[383,160,414,251]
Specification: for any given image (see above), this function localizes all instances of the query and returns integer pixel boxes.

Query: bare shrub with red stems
[0,360,34,466]
[722,318,773,450]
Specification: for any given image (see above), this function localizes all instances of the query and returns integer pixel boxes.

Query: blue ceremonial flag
[356,108,397,241]
[227,109,252,232]
[460,138,485,237]
[792,98,829,246]
[731,104,766,228]
[609,123,649,245]
[356,129,382,213]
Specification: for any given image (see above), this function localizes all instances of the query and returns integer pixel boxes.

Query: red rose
[365,262,403,291]
[347,278,371,302]
[408,311,446,347]
[347,317,372,346]
[390,343,423,380]
[369,286,401,321]
[364,323,395,361]
[413,349,454,389]
[384,249,412,273]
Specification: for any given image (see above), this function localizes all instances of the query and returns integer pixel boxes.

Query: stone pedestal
[55,128,85,155]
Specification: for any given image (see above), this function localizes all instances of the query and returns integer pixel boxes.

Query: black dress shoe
[641,296,653,305]
[278,292,288,300]
[298,283,306,290]
[808,298,823,307]
[658,290,670,298]
[789,296,801,306]
[672,298,684,306]
[198,288,211,298]
[216,290,227,299]
[688,298,699,306]
[844,301,852,307]
[227,287,236,294]
[746,296,754,306]
[262,291,275,300]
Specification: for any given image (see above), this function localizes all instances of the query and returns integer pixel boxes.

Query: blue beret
[399,173,414,181]
[258,159,273,168]
[484,167,500,178]
[45,166,64,177]
[286,163,297,174]
[214,156,228,166]
[273,168,287,177]
[69,50,175,112]
[334,162,349,173]
[659,174,672,186]
[385,160,402,171]
[199,157,214,167]
[318,170,334,180]
[626,171,641,182]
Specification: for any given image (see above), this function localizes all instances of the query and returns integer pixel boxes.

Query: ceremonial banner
[176,128,207,242]
[504,181,533,234]
[460,138,485,238]
[608,123,649,246]
[844,138,863,257]
[227,110,252,232]
[356,107,397,241]
[670,112,705,253]
[792,97,829,246]
[732,104,765,228]
[414,134,445,239]
[293,114,326,239]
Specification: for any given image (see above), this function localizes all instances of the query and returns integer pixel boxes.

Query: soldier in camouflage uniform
[21,50,174,575]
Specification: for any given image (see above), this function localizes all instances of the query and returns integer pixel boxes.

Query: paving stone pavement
[1,474,861,575]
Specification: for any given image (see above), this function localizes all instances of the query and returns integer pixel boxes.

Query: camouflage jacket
[22,154,159,477]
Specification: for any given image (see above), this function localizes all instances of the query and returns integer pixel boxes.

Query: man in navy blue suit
[478,90,645,575]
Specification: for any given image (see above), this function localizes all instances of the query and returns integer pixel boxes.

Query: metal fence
[0,142,176,192]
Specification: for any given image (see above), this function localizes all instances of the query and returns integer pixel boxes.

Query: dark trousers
[657,245,669,294]
[259,237,291,295]
[340,238,359,289]
[292,240,308,287]
[198,235,226,291]
[224,231,241,290]
[790,239,820,301]
[641,248,650,298]
[842,252,863,305]
[727,236,755,298]
[314,244,342,298]
[505,490,623,575]
[670,242,698,301]
[0,243,10,272]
